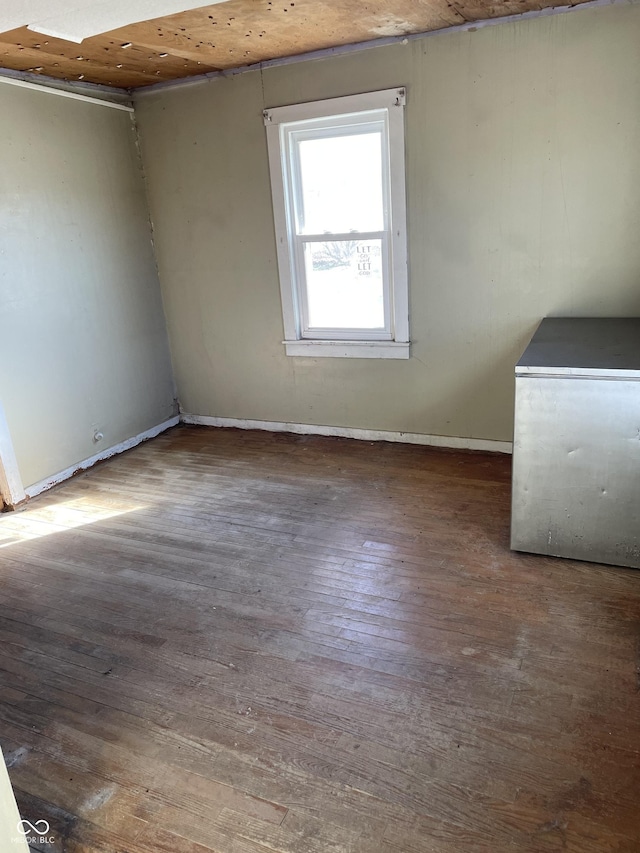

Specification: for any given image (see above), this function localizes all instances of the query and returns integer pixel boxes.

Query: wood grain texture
[0,0,596,88]
[0,424,639,852]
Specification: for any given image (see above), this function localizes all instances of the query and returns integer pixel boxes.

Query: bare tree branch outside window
[311,240,358,271]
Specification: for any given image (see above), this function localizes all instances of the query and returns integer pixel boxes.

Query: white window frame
[264,88,409,359]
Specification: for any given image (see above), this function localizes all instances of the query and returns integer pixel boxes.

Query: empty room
[0,0,639,850]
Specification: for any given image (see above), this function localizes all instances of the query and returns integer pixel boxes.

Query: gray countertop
[516,318,640,377]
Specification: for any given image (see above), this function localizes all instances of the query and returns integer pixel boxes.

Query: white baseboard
[18,412,510,503]
[24,416,180,499]
[180,414,513,454]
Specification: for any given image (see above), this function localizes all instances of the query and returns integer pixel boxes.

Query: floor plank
[1,425,639,852]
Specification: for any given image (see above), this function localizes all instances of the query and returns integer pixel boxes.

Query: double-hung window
[264,88,409,358]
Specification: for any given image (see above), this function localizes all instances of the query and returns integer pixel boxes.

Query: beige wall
[0,84,176,488]
[0,748,28,852]
[135,4,640,443]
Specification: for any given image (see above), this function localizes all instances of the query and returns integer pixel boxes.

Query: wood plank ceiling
[0,0,594,89]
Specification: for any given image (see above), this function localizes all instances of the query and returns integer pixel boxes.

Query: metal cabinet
[511,317,640,569]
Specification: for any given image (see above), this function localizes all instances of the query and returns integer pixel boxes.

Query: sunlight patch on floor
[0,497,147,547]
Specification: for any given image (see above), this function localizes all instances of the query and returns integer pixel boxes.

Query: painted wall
[0,85,176,489]
[134,3,640,443]
[0,748,28,852]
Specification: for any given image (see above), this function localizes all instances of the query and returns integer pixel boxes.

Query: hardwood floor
[0,425,638,853]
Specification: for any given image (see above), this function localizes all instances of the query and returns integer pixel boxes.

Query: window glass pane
[303,239,385,330]
[297,130,384,234]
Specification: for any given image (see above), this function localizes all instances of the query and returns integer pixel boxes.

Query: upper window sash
[285,116,389,237]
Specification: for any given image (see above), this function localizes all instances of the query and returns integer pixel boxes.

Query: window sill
[283,340,410,359]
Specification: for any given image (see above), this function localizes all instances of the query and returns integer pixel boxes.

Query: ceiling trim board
[133,0,631,96]
[0,66,133,107]
[0,65,131,97]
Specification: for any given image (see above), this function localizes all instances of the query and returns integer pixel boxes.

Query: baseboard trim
[180,414,512,454]
[24,416,180,499]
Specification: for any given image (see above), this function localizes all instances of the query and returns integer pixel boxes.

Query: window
[264,88,409,359]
